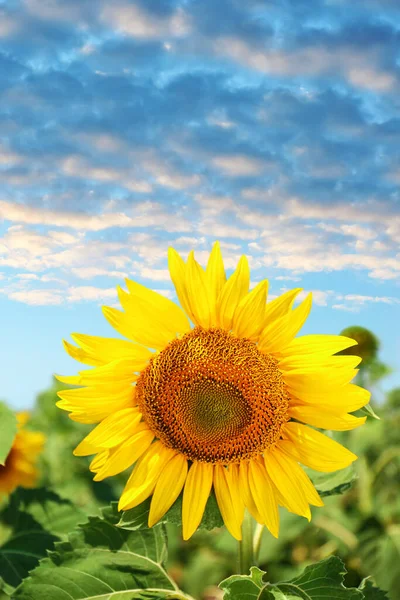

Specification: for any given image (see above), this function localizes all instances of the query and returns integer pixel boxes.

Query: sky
[0,0,399,409]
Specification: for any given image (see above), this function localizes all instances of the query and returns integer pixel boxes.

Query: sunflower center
[136,327,290,463]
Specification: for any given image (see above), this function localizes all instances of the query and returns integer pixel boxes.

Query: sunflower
[0,412,45,496]
[57,242,369,540]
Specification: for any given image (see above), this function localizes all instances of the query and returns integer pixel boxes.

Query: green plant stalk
[238,510,255,575]
[253,523,265,563]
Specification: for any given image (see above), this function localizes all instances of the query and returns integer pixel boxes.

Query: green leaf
[220,557,364,599]
[0,402,17,466]
[0,508,57,589]
[13,503,193,600]
[359,525,400,600]
[308,465,357,497]
[360,403,380,420]
[119,491,223,532]
[3,487,86,537]
[358,578,389,599]
[0,488,86,590]
[220,566,273,599]
[0,576,14,598]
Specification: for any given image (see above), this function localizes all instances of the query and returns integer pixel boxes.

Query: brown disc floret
[136,327,290,464]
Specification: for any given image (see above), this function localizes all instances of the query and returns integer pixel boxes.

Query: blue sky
[0,0,399,409]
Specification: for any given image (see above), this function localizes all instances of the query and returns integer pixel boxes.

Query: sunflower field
[1,245,399,600]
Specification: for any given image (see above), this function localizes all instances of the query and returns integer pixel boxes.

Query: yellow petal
[232,280,268,340]
[290,383,370,413]
[148,453,188,527]
[12,455,39,476]
[247,459,279,537]
[238,461,263,523]
[73,437,99,457]
[57,383,134,406]
[125,278,191,336]
[182,461,214,540]
[62,340,103,367]
[288,406,367,431]
[116,287,180,349]
[277,447,324,508]
[217,255,250,331]
[93,428,154,480]
[57,384,136,423]
[71,333,153,366]
[262,288,302,325]
[78,408,142,450]
[281,355,361,374]
[118,442,175,511]
[258,293,312,354]
[16,431,45,455]
[168,247,197,324]
[279,334,358,358]
[205,241,226,326]
[16,412,30,427]
[89,450,109,472]
[77,359,139,386]
[284,368,359,396]
[283,422,357,472]
[214,464,244,540]
[264,448,312,520]
[54,374,81,385]
[185,251,213,328]
[279,354,361,371]
[103,303,173,351]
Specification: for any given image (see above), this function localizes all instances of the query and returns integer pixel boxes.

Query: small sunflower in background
[57,242,369,540]
[0,412,45,496]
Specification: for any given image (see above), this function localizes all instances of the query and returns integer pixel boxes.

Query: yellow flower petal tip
[0,411,45,496]
[57,242,368,539]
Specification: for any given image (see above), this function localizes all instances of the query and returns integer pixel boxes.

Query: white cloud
[173,236,206,247]
[61,155,152,194]
[8,289,63,306]
[275,275,301,281]
[139,267,172,281]
[332,293,399,312]
[213,37,397,92]
[0,144,23,166]
[70,267,128,279]
[140,154,201,190]
[66,286,117,303]
[198,221,259,240]
[332,303,359,312]
[0,200,191,233]
[368,268,399,280]
[212,154,265,177]
[347,67,396,92]
[24,0,85,21]
[0,10,19,37]
[339,294,399,305]
[102,3,191,39]
[152,288,174,299]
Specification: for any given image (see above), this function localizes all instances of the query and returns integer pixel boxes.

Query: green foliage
[359,525,400,600]
[119,492,224,531]
[220,556,379,599]
[384,388,400,411]
[309,465,357,497]
[0,488,85,590]
[0,402,17,466]
[338,327,379,364]
[359,578,389,600]
[13,503,194,600]
[29,378,119,513]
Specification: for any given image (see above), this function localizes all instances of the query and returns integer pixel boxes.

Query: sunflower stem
[253,523,265,563]
[238,510,255,575]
